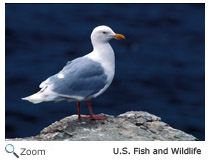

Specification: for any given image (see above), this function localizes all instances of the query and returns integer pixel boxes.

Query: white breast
[85,43,115,98]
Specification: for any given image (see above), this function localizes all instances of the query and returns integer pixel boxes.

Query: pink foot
[90,115,106,120]
[78,115,90,119]
[78,115,106,120]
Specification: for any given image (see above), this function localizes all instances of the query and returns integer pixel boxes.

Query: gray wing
[40,57,108,99]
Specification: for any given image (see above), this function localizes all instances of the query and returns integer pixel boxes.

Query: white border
[1,1,208,161]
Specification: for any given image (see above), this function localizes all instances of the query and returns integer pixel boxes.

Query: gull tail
[22,91,45,104]
[22,87,61,104]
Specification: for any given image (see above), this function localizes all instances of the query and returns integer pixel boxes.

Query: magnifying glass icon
[5,144,19,158]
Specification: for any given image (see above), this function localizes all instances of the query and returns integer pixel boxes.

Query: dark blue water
[5,4,205,140]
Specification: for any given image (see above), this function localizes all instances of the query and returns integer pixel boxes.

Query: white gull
[22,25,125,120]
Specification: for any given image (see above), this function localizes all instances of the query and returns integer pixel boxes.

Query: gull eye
[103,31,107,34]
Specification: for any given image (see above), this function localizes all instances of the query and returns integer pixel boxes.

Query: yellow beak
[113,33,125,40]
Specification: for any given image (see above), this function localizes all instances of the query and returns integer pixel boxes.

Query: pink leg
[87,100,94,118]
[87,100,106,120]
[77,101,81,119]
[77,101,91,119]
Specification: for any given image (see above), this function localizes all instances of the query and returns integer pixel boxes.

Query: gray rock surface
[8,111,198,141]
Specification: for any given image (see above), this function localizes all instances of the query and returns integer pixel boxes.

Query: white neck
[85,42,115,83]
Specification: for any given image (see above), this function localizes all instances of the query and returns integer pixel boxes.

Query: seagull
[22,25,125,120]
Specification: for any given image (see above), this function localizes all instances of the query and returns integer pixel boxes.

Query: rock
[7,111,198,141]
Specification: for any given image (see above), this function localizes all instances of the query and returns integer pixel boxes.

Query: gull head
[91,25,125,44]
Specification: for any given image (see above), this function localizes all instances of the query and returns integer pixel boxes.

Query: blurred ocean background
[5,4,205,140]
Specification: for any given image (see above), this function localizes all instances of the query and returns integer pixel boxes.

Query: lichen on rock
[7,111,198,141]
